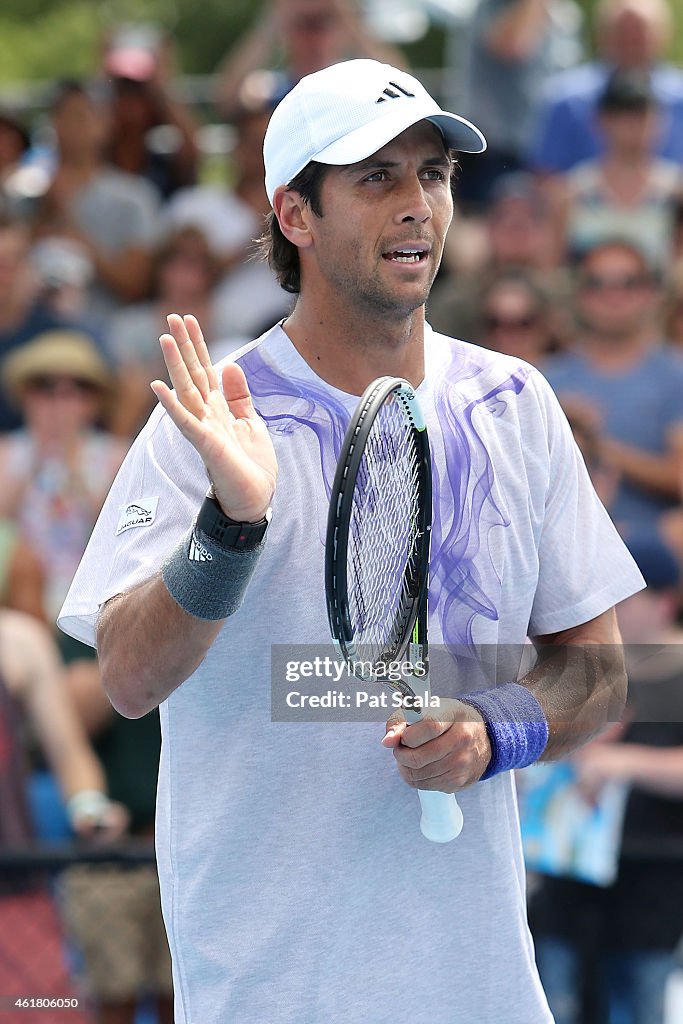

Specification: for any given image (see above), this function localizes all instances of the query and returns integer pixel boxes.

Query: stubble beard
[324,253,438,324]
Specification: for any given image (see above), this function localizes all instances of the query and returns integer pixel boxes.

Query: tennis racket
[325,376,464,843]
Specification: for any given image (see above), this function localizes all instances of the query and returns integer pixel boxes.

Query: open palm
[151,314,277,521]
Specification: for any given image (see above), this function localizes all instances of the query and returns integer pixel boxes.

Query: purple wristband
[460,682,549,780]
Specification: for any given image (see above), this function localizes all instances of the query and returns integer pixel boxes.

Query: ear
[273,186,315,251]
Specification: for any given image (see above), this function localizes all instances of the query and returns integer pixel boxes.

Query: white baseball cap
[263,59,487,205]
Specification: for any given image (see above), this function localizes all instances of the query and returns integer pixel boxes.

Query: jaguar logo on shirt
[115,497,159,535]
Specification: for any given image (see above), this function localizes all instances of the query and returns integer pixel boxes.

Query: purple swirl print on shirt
[238,340,533,645]
[238,344,351,505]
[430,356,531,644]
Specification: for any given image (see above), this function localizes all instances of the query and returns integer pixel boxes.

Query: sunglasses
[580,274,652,293]
[484,313,539,331]
[25,375,100,396]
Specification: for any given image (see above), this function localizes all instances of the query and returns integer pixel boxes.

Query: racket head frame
[325,375,432,691]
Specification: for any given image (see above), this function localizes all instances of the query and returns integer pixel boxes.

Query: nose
[393,174,432,225]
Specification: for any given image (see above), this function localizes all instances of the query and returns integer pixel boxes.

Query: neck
[603,151,649,173]
[283,291,427,395]
[60,152,99,176]
[580,327,656,367]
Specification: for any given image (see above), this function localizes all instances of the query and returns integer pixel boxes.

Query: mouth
[381,245,430,265]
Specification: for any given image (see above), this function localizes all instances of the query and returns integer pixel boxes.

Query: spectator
[61,667,172,1024]
[562,398,622,511]
[549,68,683,269]
[528,533,683,1024]
[0,331,126,625]
[544,237,683,534]
[475,271,554,365]
[429,173,569,344]
[458,0,583,209]
[0,212,67,431]
[215,0,406,117]
[0,518,47,622]
[0,107,30,208]
[163,80,292,342]
[30,237,95,324]
[664,264,683,353]
[106,226,222,438]
[529,0,683,175]
[103,25,200,200]
[31,81,159,327]
[0,609,126,1024]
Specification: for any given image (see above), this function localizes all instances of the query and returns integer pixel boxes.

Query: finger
[398,699,484,748]
[222,362,258,421]
[396,761,457,791]
[381,709,407,747]
[394,719,483,771]
[185,314,219,392]
[167,313,210,400]
[150,379,217,448]
[158,333,207,419]
[397,715,452,748]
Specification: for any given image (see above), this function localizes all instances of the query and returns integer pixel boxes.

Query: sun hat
[263,59,487,205]
[2,330,113,402]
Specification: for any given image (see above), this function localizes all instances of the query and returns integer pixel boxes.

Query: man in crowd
[544,237,683,536]
[529,0,683,175]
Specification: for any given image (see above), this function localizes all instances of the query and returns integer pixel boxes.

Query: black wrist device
[196,496,270,551]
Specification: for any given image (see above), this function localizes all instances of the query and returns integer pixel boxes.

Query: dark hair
[50,79,106,115]
[257,162,328,294]
[598,69,656,114]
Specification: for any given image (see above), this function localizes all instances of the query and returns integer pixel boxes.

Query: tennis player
[59,60,644,1023]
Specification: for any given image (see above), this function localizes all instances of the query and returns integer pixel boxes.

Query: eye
[421,168,448,182]
[363,169,389,183]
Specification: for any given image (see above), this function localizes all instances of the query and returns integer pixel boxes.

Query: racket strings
[347,400,421,668]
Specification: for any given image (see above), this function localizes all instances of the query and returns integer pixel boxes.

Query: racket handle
[416,790,464,843]
[404,703,464,842]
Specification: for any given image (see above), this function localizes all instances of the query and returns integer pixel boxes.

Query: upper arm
[533,606,622,647]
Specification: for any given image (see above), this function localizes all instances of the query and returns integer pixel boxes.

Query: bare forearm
[97,574,223,718]
[603,438,683,499]
[215,15,277,114]
[602,744,683,798]
[526,610,627,760]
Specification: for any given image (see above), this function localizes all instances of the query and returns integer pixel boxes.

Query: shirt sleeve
[57,405,208,647]
[527,370,645,636]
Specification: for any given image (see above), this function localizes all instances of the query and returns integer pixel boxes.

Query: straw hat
[2,330,114,403]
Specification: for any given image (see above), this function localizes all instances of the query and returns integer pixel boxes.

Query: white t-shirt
[59,325,643,1024]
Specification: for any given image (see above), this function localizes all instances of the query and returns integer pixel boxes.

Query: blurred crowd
[1,0,683,1021]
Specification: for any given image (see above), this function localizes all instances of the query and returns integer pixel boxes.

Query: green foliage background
[0,0,682,88]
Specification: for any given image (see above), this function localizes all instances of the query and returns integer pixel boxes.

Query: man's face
[602,4,664,69]
[577,243,657,339]
[280,0,346,76]
[52,91,109,158]
[599,106,659,154]
[301,121,453,320]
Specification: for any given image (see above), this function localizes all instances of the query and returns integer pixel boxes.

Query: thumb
[222,363,257,420]
[382,709,407,748]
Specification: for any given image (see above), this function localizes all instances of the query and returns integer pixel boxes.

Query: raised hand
[151,313,277,521]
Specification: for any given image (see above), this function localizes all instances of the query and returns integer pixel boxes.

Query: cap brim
[312,106,486,167]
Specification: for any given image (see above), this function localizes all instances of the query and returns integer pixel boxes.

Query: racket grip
[417,789,464,843]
